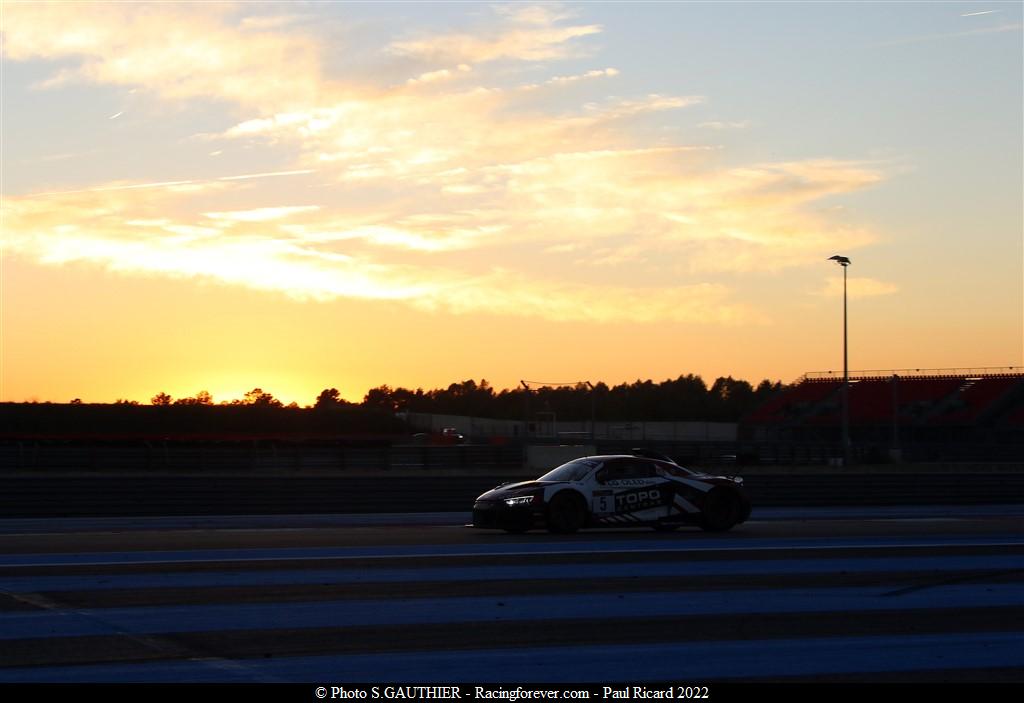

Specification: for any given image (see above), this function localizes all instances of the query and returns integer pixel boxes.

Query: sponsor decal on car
[605,478,660,487]
[592,489,615,516]
[614,486,671,512]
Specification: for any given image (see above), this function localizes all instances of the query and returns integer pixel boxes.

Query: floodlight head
[828,255,851,266]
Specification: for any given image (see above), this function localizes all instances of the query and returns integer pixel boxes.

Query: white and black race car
[472,450,751,534]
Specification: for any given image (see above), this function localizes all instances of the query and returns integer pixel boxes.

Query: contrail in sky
[27,170,317,197]
[217,169,315,181]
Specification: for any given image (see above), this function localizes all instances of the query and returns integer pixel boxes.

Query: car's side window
[595,461,620,484]
[620,459,656,479]
[635,460,662,478]
[597,459,660,482]
[597,460,633,482]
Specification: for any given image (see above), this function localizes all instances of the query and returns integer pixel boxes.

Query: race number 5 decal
[592,490,615,516]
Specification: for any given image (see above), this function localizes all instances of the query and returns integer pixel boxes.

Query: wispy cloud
[3,2,890,325]
[545,68,620,85]
[389,4,601,64]
[407,65,472,86]
[205,206,322,223]
[2,2,324,109]
[27,170,317,197]
[29,180,201,197]
[2,186,759,325]
[239,14,310,31]
[961,10,1000,17]
[216,169,317,182]
[698,120,750,130]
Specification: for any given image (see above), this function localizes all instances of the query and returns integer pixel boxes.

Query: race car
[471,450,751,534]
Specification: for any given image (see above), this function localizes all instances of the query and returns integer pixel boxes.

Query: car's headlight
[504,495,539,506]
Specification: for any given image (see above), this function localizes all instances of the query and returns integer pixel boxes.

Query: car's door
[593,458,673,522]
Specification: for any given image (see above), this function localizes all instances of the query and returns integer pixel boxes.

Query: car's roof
[571,454,673,462]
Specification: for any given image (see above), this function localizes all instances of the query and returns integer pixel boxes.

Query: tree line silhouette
[324,375,782,422]
[3,376,783,437]
[149,389,285,407]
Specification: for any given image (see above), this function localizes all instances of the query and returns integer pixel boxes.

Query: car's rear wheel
[700,489,740,532]
[547,492,586,534]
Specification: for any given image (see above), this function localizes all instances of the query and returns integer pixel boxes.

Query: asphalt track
[0,506,1021,683]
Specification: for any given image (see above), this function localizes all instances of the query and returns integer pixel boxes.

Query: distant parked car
[440,427,465,443]
[410,428,466,445]
[471,450,751,534]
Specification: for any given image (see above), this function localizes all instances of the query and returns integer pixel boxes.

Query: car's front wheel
[546,492,586,534]
[700,488,740,532]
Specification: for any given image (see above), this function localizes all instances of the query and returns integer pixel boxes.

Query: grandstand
[742,367,1024,461]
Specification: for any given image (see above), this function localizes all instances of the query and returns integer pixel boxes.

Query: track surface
[0,506,1022,682]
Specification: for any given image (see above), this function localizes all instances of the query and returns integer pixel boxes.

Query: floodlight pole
[842,262,850,466]
[586,381,595,441]
[520,380,530,439]
[835,258,851,466]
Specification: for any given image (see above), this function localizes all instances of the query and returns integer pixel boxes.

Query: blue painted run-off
[2,583,1023,640]
[0,631,1021,683]
[2,534,1023,568]
[0,553,1020,593]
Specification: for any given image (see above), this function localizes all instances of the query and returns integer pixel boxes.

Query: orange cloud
[3,2,890,325]
[2,2,324,110]
[389,4,601,64]
[3,182,762,325]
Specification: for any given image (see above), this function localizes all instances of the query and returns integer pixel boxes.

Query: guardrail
[4,438,1023,472]
[0,442,525,472]
[0,472,1021,518]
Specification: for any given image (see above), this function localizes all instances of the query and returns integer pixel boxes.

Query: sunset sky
[2,1,1022,405]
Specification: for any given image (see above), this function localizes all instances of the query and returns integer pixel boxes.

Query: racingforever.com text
[315,686,711,701]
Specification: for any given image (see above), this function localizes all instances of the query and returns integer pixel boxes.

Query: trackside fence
[4,438,1023,473]
[0,472,1022,518]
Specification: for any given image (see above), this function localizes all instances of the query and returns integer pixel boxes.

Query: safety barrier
[0,471,1021,518]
